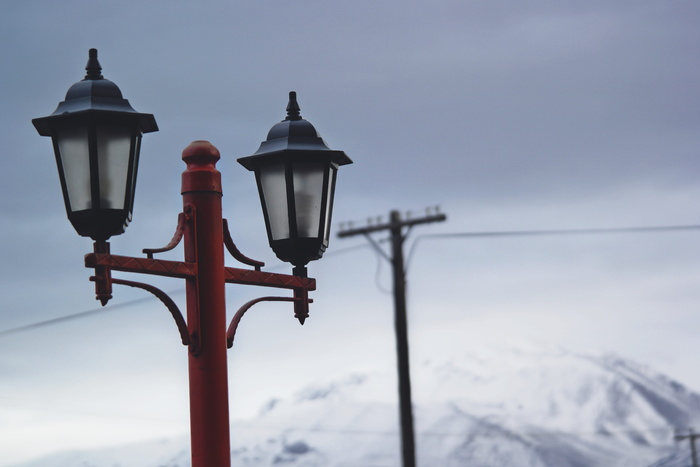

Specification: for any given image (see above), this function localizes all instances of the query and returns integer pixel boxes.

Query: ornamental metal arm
[86,250,316,290]
[87,240,197,350]
[223,219,265,271]
[143,212,187,259]
[86,250,198,279]
[227,293,313,349]
[85,207,317,351]
[224,267,315,290]
[141,205,266,272]
[101,276,194,348]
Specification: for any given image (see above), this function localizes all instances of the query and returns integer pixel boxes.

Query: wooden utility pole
[676,429,700,467]
[338,208,446,467]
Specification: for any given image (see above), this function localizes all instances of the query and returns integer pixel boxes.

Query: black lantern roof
[238,91,351,168]
[33,49,158,136]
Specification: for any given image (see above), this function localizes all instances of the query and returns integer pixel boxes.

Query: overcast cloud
[1,1,699,464]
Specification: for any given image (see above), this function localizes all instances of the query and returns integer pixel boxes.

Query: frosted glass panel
[57,127,91,211]
[292,162,324,238]
[323,168,336,242]
[260,163,289,240]
[97,126,132,209]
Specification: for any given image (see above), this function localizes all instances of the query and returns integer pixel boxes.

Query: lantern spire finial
[85,48,103,80]
[285,91,301,121]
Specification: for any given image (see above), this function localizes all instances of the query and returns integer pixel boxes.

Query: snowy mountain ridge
[12,345,700,466]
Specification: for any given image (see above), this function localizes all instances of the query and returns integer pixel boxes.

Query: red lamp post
[33,49,351,467]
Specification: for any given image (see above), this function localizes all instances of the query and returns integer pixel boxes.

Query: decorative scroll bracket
[226,295,314,349]
[85,210,316,352]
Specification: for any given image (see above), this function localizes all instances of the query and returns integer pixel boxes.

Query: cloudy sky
[1,1,699,464]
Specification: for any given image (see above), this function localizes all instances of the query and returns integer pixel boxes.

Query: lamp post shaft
[181,141,231,467]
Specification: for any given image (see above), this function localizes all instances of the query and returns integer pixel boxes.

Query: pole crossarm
[337,213,447,238]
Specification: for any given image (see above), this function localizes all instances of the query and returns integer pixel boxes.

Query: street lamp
[32,49,351,467]
[233,91,352,326]
[238,91,352,277]
[32,48,158,241]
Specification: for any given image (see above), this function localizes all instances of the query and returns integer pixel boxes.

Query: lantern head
[238,92,352,276]
[33,49,158,241]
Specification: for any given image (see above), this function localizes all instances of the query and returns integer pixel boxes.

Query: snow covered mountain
[13,344,700,466]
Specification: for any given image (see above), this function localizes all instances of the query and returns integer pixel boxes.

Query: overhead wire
[0,289,184,339]
[405,223,700,272]
[1,223,698,338]
[371,239,392,294]
[224,418,683,440]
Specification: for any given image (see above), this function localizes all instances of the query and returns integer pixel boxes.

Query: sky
[1,0,699,464]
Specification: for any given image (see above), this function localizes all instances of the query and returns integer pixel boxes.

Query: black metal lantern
[33,49,158,241]
[238,92,352,277]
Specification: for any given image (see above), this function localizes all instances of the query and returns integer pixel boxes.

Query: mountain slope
[13,345,700,466]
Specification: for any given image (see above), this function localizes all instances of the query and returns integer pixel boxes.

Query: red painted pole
[181,141,231,467]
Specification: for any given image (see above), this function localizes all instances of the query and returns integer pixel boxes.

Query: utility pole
[338,208,446,467]
[676,429,700,467]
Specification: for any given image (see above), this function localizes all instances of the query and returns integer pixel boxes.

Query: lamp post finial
[286,91,301,120]
[85,48,103,80]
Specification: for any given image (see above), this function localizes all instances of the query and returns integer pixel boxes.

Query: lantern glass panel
[96,125,133,209]
[323,167,337,243]
[56,126,91,211]
[259,162,289,240]
[127,133,143,211]
[292,162,325,238]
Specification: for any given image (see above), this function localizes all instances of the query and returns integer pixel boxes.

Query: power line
[232,419,680,440]
[416,223,700,240]
[1,223,697,339]
[405,223,700,270]
[0,289,184,339]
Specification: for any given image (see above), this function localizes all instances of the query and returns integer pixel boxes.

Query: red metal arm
[226,296,313,348]
[86,250,316,290]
